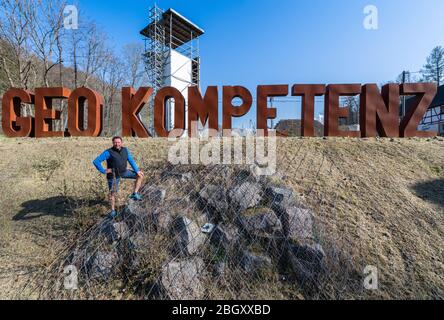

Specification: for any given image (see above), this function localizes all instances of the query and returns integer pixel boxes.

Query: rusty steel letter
[2,88,35,137]
[188,86,219,137]
[360,84,400,138]
[122,87,152,138]
[154,87,185,138]
[34,87,71,138]
[400,83,438,137]
[324,84,361,137]
[222,86,252,134]
[257,85,289,136]
[292,84,326,137]
[68,87,104,137]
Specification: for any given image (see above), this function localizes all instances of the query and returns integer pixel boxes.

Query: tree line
[0,0,148,136]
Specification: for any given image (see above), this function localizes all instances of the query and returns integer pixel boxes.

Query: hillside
[0,136,443,299]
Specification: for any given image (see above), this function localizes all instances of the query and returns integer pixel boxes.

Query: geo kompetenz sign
[1,83,438,138]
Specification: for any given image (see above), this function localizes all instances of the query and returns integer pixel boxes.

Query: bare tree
[24,0,66,87]
[341,96,359,126]
[97,52,125,135]
[79,23,109,87]
[0,0,34,89]
[0,0,147,136]
[121,42,147,88]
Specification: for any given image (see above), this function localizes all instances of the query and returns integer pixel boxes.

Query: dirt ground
[0,136,443,299]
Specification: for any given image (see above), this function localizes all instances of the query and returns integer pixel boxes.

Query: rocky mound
[42,164,327,299]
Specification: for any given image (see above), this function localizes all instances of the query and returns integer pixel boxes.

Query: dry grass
[0,136,443,299]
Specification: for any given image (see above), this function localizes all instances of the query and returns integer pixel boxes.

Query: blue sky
[76,0,444,127]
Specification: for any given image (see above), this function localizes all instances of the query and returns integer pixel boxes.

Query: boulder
[287,243,326,287]
[199,185,230,221]
[160,258,206,300]
[122,200,149,231]
[172,216,207,256]
[126,232,152,270]
[213,262,227,278]
[98,219,130,244]
[272,205,314,242]
[87,249,119,280]
[112,222,130,240]
[142,186,166,202]
[210,224,240,252]
[265,186,294,205]
[152,208,174,234]
[240,208,283,238]
[161,170,192,183]
[240,251,273,275]
[229,182,263,213]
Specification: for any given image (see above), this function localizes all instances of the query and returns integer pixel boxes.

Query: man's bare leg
[109,192,116,211]
[134,176,143,194]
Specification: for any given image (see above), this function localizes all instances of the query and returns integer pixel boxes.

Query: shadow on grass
[13,196,107,221]
[411,179,444,208]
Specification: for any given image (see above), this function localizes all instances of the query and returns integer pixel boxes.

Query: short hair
[112,136,123,143]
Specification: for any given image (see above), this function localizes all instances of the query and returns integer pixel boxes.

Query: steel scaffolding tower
[140,4,204,135]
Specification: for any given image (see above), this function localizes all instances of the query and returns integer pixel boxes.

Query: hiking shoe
[130,192,142,201]
[109,210,119,219]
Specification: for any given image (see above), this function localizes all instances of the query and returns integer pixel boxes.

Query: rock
[160,258,206,300]
[161,170,192,183]
[87,249,119,280]
[248,163,278,179]
[240,208,283,238]
[287,243,326,286]
[210,224,240,252]
[199,185,230,220]
[112,222,130,240]
[213,262,227,278]
[142,186,166,203]
[122,200,149,229]
[125,232,152,270]
[172,216,207,256]
[265,186,294,205]
[240,251,272,275]
[98,219,129,244]
[272,205,314,242]
[229,182,262,213]
[152,208,174,234]
[236,167,260,184]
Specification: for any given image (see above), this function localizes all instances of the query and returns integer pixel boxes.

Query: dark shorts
[107,170,137,193]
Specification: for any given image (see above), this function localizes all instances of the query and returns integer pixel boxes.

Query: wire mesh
[20,138,369,300]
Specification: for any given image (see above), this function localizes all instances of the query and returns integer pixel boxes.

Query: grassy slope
[0,136,443,299]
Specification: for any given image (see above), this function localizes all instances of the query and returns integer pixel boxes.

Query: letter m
[188,86,218,137]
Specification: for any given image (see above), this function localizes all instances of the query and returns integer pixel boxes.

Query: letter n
[360,84,399,137]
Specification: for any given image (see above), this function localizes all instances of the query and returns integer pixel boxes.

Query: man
[93,136,144,218]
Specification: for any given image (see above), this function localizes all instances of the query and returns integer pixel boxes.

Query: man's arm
[126,149,140,173]
[93,150,110,174]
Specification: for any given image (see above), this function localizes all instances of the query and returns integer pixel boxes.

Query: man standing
[93,136,144,218]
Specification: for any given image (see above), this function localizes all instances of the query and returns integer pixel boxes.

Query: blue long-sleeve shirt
[93,148,139,174]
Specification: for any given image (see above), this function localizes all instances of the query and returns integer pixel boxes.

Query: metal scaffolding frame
[140,4,204,134]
